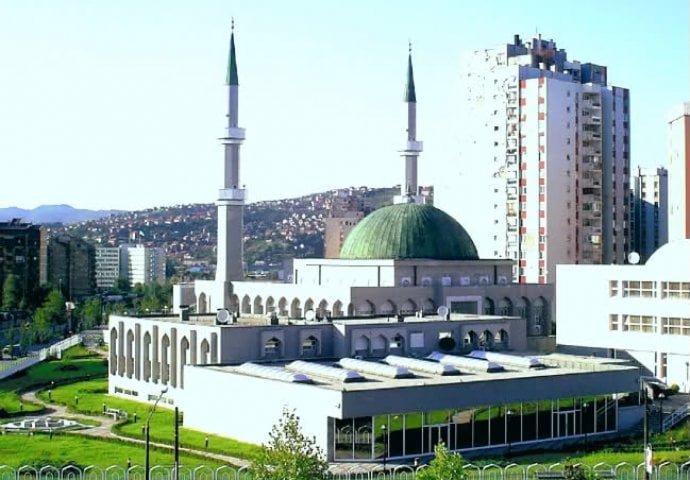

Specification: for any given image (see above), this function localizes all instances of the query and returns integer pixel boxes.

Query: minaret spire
[226,18,239,86]
[394,42,424,205]
[216,20,246,285]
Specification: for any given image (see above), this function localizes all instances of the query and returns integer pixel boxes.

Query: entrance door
[554,411,576,437]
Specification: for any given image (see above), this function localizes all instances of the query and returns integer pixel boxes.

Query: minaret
[216,20,246,282]
[394,42,425,205]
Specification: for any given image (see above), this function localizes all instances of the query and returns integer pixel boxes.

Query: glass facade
[332,396,617,460]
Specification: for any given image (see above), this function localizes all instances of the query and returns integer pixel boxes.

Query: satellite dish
[304,310,316,321]
[216,309,231,324]
[628,252,640,265]
[437,306,449,318]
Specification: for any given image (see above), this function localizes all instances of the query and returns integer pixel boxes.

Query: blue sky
[0,0,687,210]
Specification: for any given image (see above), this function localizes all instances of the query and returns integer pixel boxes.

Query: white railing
[663,402,690,431]
[0,334,82,381]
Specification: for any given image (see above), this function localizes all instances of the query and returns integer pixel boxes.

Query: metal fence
[1,462,690,480]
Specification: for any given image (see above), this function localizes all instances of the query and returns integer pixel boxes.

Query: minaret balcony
[218,188,246,201]
[223,127,246,140]
[400,140,423,153]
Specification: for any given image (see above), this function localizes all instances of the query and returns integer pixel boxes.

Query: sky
[0,0,688,211]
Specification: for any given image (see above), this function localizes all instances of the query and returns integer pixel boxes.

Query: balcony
[218,188,246,201]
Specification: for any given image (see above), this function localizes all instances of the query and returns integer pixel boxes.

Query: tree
[1,274,21,310]
[253,407,328,480]
[79,298,102,329]
[416,442,466,480]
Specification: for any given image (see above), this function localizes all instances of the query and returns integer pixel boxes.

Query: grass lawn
[38,378,262,461]
[0,356,107,414]
[60,344,102,360]
[0,432,229,468]
[507,447,690,467]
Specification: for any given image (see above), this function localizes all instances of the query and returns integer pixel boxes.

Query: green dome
[340,203,479,260]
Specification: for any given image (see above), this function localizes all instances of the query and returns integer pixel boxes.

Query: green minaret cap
[404,45,416,103]
[226,25,239,86]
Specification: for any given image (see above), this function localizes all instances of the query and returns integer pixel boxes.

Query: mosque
[107,27,640,462]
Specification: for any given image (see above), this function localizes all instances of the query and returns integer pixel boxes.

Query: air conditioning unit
[421,276,432,287]
[459,276,470,286]
[442,276,452,287]
[401,277,412,287]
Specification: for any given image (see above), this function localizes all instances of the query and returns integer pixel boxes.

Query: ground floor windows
[332,396,617,460]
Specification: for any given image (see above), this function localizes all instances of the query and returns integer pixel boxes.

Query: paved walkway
[19,389,251,467]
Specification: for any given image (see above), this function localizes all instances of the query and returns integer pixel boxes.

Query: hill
[0,205,125,225]
[53,186,399,278]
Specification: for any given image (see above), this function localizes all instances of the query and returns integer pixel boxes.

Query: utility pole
[174,407,180,480]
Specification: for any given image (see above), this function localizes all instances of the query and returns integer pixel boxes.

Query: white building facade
[121,244,166,287]
[437,35,630,283]
[667,102,690,242]
[556,240,690,392]
[630,166,668,262]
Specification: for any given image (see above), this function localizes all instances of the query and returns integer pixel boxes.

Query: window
[622,315,655,333]
[622,280,656,298]
[609,314,619,331]
[660,317,690,336]
[609,280,618,297]
[661,282,690,299]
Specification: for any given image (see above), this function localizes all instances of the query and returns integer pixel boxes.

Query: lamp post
[582,402,589,449]
[643,385,650,480]
[506,409,514,455]
[658,392,666,434]
[145,387,168,480]
[380,423,387,473]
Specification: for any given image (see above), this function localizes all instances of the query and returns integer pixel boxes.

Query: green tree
[79,298,102,329]
[416,442,466,480]
[253,408,328,480]
[1,274,21,310]
[37,290,67,326]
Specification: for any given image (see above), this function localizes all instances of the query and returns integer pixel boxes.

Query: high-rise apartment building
[667,102,690,241]
[0,220,47,307]
[47,234,96,299]
[630,167,668,262]
[120,244,166,287]
[438,35,630,283]
[95,244,166,289]
[95,247,121,289]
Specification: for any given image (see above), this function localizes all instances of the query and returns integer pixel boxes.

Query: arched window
[278,297,288,316]
[497,298,513,316]
[179,337,190,388]
[494,329,509,349]
[372,335,387,356]
[109,328,118,375]
[390,334,405,354]
[241,295,251,314]
[200,339,210,365]
[354,335,370,357]
[264,337,282,358]
[484,298,495,315]
[253,296,264,315]
[480,330,494,350]
[332,300,343,317]
[198,293,207,314]
[400,299,417,314]
[126,330,135,378]
[143,332,152,381]
[379,300,396,315]
[301,336,319,356]
[161,335,171,385]
[464,331,479,350]
[266,296,275,315]
[516,297,530,320]
[290,298,301,318]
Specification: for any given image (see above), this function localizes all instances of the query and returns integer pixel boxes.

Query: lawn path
[19,389,251,467]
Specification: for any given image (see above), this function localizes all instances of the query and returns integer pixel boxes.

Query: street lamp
[505,409,515,455]
[582,402,589,449]
[145,387,168,480]
[380,423,387,472]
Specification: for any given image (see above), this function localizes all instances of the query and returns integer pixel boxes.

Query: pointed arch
[278,297,288,316]
[464,330,479,350]
[356,300,374,315]
[198,292,207,314]
[266,296,275,314]
[347,303,355,316]
[317,299,329,318]
[532,296,548,335]
[483,298,495,315]
[264,337,282,358]
[200,339,210,365]
[229,294,239,314]
[400,299,417,314]
[253,296,263,315]
[494,329,509,350]
[480,329,494,350]
[161,334,171,385]
[126,329,135,378]
[143,331,152,381]
[497,297,513,316]
[241,295,251,314]
[109,327,118,375]
[179,336,190,388]
[301,335,319,357]
[422,298,435,314]
[354,335,370,357]
[290,298,301,318]
[332,300,344,317]
[372,334,387,356]
[516,296,531,320]
[379,300,396,315]
[304,298,315,315]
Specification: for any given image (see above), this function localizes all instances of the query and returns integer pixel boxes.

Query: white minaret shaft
[216,23,245,282]
[395,44,424,205]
